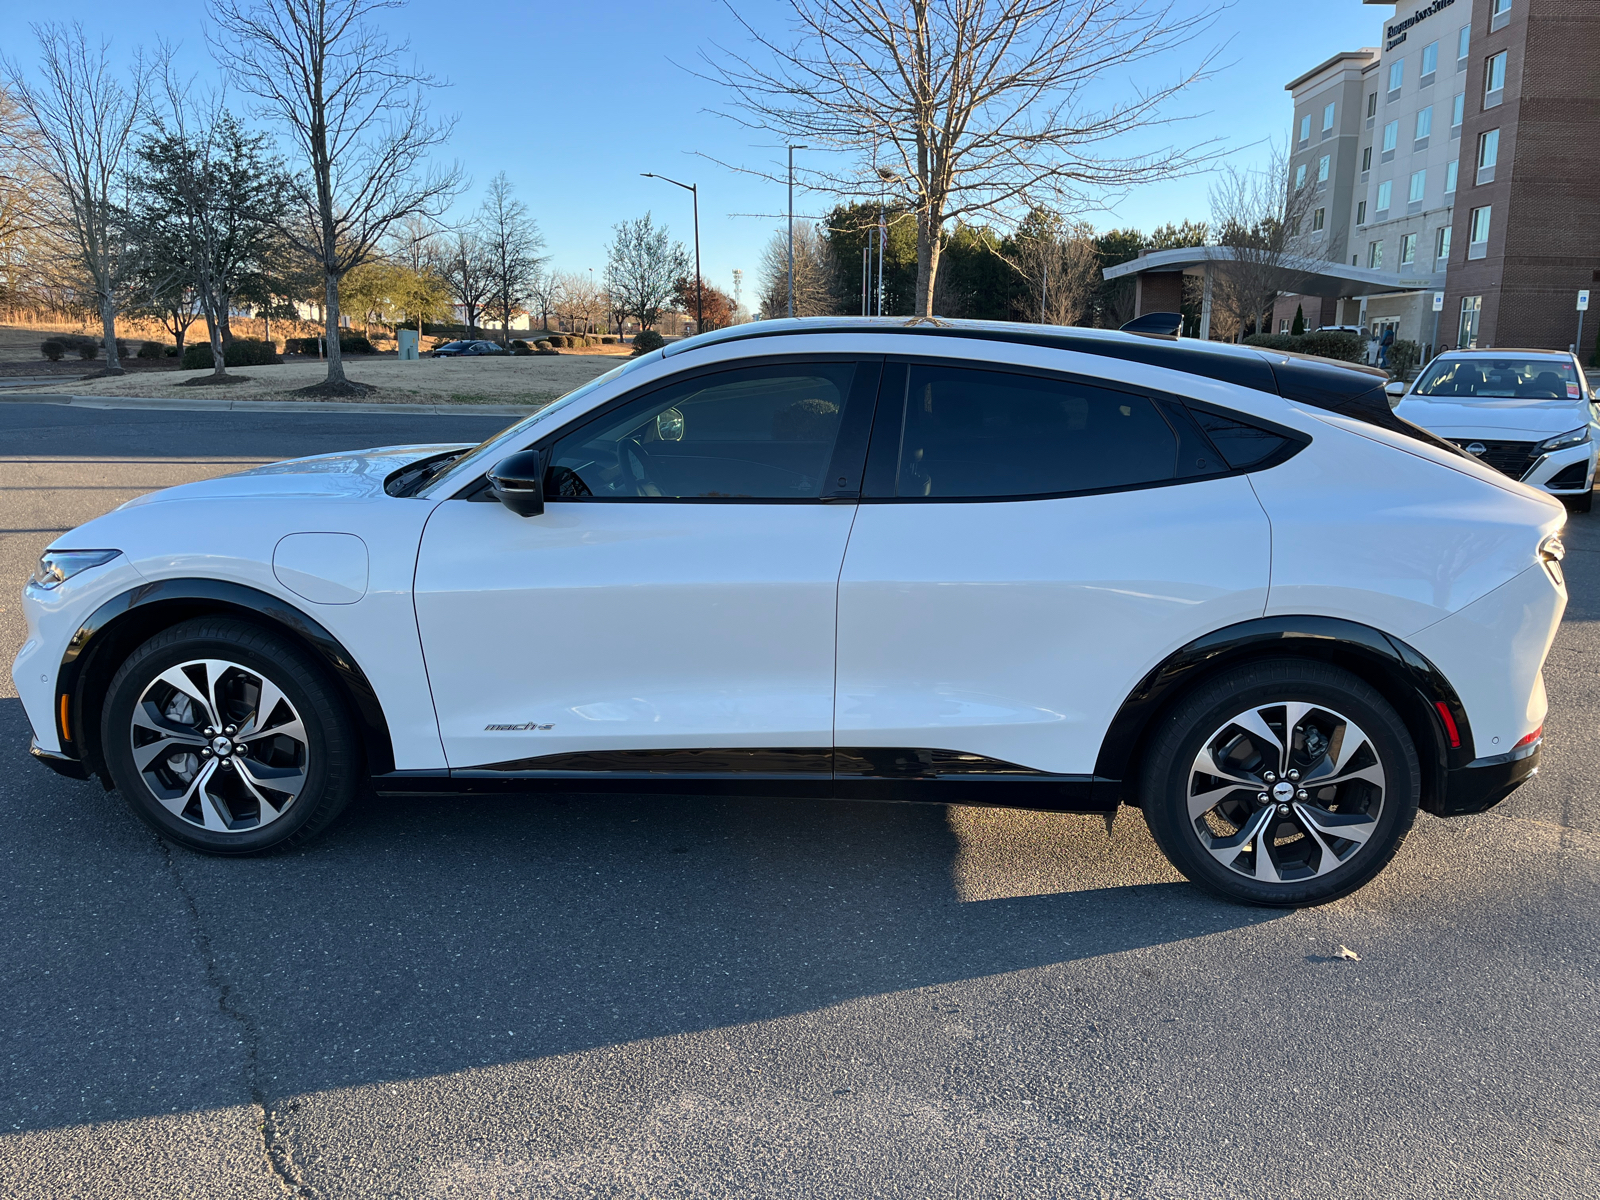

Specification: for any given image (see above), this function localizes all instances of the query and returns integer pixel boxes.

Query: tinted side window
[1189,408,1294,469]
[887,363,1177,498]
[546,362,854,500]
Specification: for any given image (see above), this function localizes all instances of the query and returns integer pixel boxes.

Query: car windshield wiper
[385,449,472,497]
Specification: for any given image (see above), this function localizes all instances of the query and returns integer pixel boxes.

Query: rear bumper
[1437,743,1540,817]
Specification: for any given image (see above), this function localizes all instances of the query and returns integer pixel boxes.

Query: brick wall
[1134,271,1184,317]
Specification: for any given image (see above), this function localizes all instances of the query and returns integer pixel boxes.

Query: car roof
[1435,348,1572,358]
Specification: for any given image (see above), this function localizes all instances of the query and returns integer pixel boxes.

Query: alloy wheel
[128,658,309,833]
[1187,701,1386,884]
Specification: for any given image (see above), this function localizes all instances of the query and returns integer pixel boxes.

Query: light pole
[787,145,807,318]
[642,172,702,334]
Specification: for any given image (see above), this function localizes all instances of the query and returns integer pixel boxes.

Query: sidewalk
[0,391,542,417]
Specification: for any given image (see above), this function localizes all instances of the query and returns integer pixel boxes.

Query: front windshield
[417,350,663,495]
[1411,357,1584,401]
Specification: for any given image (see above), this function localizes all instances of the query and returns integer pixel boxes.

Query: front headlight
[1538,426,1591,453]
[30,549,121,590]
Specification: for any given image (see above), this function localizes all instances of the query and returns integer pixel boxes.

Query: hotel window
[1457,24,1471,62]
[1366,92,1378,118]
[1468,205,1492,258]
[1452,92,1465,133]
[1357,200,1367,225]
[1401,233,1417,265]
[1362,146,1372,172]
[1459,295,1482,348]
[1436,225,1452,260]
[1318,155,1330,184]
[1446,160,1459,193]
[1377,180,1393,213]
[1382,120,1399,155]
[1369,241,1384,269]
[1295,163,1307,189]
[1389,59,1405,96]
[1421,41,1439,83]
[1415,106,1433,143]
[1313,207,1326,231]
[1491,0,1512,33]
[1323,102,1336,132]
[1409,170,1427,204]
[1477,128,1499,184]
[1299,113,1311,144]
[1484,51,1507,108]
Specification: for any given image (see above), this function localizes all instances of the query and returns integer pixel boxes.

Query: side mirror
[487,450,545,517]
[1384,380,1408,400]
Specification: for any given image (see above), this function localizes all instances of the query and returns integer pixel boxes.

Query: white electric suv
[1395,348,1598,511]
[13,319,1569,906]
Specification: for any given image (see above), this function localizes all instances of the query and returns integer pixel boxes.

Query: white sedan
[14,319,1568,906]
[1395,349,1598,511]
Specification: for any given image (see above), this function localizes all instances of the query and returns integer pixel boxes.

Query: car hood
[117,443,469,508]
[1395,396,1591,439]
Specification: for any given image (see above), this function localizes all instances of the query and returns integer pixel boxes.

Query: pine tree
[1291,303,1306,336]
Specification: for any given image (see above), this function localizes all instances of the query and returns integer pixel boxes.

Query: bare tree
[475,172,545,345]
[0,83,53,311]
[2,24,148,373]
[1008,210,1100,326]
[1209,147,1323,341]
[438,229,493,335]
[703,0,1218,316]
[758,222,830,318]
[552,269,604,335]
[603,212,688,334]
[527,267,559,333]
[209,0,461,395]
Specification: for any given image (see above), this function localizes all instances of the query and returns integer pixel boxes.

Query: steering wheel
[622,438,662,497]
[547,466,592,498]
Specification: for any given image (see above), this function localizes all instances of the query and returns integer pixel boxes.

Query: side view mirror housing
[487,450,545,517]
[1384,380,1408,403]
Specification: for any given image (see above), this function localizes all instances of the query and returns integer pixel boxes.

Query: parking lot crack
[158,839,318,1197]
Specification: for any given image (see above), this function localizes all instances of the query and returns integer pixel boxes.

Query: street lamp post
[788,145,807,318]
[641,172,702,334]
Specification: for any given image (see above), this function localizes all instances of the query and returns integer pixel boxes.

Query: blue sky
[5,0,1388,300]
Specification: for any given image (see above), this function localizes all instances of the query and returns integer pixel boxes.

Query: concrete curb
[0,392,542,416]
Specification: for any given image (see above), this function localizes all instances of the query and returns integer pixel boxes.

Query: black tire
[1140,658,1420,907]
[101,617,361,854]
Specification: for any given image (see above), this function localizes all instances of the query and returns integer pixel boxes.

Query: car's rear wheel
[101,618,360,854]
[1140,659,1420,907]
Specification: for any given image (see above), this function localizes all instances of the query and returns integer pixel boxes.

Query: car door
[414,356,877,775]
[834,357,1274,785]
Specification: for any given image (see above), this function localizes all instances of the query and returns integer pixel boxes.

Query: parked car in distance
[15,318,1567,906]
[1394,348,1598,512]
[430,340,509,357]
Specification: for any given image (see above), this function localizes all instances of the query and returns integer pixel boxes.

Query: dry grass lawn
[24,354,629,406]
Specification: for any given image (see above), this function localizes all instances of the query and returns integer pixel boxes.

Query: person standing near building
[1379,326,1395,370]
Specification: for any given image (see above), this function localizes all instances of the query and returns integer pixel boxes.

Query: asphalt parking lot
[2,400,1597,1199]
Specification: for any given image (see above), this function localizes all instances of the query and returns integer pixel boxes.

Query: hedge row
[181,339,283,370]
[283,335,376,356]
[1240,330,1366,363]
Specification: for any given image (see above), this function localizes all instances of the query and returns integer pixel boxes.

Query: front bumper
[29,739,91,781]
[1437,743,1540,816]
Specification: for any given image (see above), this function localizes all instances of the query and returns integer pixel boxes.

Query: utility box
[398,329,420,360]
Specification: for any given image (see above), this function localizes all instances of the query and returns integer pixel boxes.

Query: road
[2,401,1597,1199]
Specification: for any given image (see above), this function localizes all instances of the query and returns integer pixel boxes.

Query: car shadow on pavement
[0,698,1282,1134]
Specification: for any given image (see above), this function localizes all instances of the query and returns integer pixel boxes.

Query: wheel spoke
[1304,762,1386,791]
[1188,781,1254,821]
[155,667,219,728]
[196,774,233,832]
[232,762,284,823]
[1193,745,1261,788]
[236,757,305,804]
[1292,802,1380,849]
[1327,718,1375,776]
[1204,805,1276,874]
[154,757,218,820]
[240,715,306,748]
[133,735,204,773]
[131,702,207,744]
[1231,707,1285,775]
[239,677,289,739]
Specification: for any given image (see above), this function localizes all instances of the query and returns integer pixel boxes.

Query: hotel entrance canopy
[1103,245,1444,301]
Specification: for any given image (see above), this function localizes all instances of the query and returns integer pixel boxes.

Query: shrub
[164,344,180,357]
[1242,330,1364,363]
[1389,338,1421,379]
[340,335,375,355]
[631,329,666,355]
[601,336,616,344]
[41,340,64,361]
[181,338,284,370]
[1290,304,1306,337]
[547,335,567,347]
[510,339,534,356]
[136,340,167,359]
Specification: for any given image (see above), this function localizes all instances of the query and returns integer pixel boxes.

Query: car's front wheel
[101,618,361,854]
[1140,659,1420,906]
